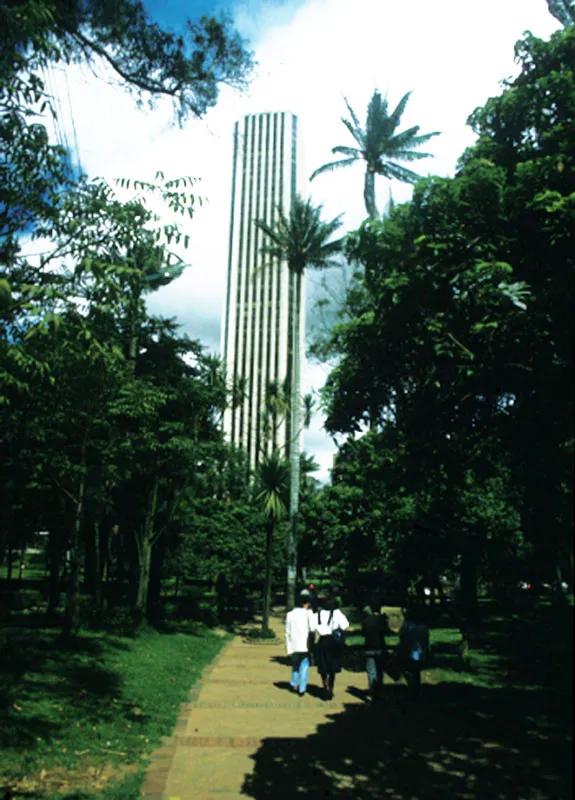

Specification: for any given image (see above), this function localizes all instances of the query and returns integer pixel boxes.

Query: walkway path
[141,609,371,799]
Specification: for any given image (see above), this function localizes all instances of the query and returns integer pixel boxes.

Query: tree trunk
[147,534,166,622]
[364,170,378,219]
[47,528,64,614]
[287,271,302,610]
[6,544,13,583]
[135,537,152,618]
[128,283,140,364]
[135,477,159,617]
[460,543,479,623]
[64,440,87,637]
[18,545,26,581]
[93,520,103,613]
[395,382,406,439]
[262,518,274,631]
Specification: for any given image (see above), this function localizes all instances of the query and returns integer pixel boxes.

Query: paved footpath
[140,610,370,799]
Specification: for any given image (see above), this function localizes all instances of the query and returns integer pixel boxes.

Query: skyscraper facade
[221,111,303,468]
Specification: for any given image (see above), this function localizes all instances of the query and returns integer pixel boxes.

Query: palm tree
[255,195,343,609]
[255,451,290,631]
[261,379,290,455]
[310,90,440,219]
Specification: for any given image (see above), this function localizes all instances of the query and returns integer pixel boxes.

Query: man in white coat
[285,594,316,696]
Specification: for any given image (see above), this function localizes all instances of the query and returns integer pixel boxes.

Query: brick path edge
[140,634,236,799]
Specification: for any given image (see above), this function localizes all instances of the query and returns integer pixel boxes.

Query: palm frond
[390,127,440,152]
[367,90,389,132]
[379,161,424,184]
[388,90,412,132]
[256,194,344,276]
[258,242,287,260]
[341,117,366,148]
[389,149,435,162]
[302,395,314,428]
[332,145,362,158]
[343,97,363,138]
[255,451,290,519]
[310,158,358,180]
[300,450,320,474]
[254,218,281,242]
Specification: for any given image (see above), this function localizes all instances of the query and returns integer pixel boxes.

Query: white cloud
[49,0,558,482]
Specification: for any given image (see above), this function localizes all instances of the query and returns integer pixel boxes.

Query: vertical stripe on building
[222,111,302,471]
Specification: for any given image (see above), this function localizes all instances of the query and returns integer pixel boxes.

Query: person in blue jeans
[398,604,430,692]
[285,594,316,696]
[362,606,395,702]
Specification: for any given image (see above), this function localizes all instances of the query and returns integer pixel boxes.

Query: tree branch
[69,29,203,117]
[52,478,79,507]
[446,331,475,359]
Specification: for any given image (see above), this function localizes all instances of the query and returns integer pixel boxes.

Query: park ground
[0,597,572,799]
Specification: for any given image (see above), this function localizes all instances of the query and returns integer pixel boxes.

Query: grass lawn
[0,616,229,799]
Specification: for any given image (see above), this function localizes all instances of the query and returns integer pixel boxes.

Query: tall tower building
[221,112,303,468]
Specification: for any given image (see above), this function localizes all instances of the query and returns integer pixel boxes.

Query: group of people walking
[285,590,350,699]
[285,587,430,701]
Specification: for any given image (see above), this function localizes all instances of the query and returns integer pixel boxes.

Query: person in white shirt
[285,594,316,696]
[313,596,350,699]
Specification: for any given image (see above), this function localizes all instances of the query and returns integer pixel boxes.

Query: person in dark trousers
[398,604,430,692]
[362,605,395,702]
[313,596,349,700]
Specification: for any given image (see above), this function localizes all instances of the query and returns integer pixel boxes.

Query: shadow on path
[242,679,571,799]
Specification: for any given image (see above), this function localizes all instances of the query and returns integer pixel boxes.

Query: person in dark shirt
[398,604,430,692]
[362,606,395,702]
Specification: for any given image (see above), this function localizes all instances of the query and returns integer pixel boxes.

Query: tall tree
[111,322,226,617]
[255,451,289,631]
[255,196,343,608]
[310,90,439,219]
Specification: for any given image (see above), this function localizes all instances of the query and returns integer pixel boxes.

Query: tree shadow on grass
[466,605,573,689]
[0,619,129,758]
[241,682,572,799]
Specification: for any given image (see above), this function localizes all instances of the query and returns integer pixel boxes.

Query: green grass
[1,617,229,799]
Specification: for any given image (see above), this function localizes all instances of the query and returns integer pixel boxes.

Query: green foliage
[171,495,270,585]
[244,627,277,640]
[0,0,251,626]
[316,28,574,596]
[0,0,253,123]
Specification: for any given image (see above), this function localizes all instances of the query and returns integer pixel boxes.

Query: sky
[48,0,559,482]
